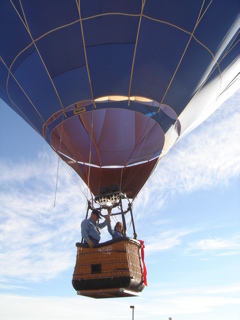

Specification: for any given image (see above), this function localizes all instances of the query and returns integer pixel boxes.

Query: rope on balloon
[87,109,94,206]
[54,117,64,207]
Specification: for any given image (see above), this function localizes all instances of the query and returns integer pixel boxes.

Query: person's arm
[96,219,108,229]
[107,221,113,236]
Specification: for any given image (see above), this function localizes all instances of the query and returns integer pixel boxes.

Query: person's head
[91,209,101,222]
[114,221,124,234]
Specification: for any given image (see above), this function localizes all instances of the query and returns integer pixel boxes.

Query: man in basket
[81,209,110,248]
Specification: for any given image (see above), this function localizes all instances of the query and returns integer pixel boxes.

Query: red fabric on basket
[139,240,147,286]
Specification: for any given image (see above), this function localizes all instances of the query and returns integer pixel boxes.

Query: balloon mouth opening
[44,97,181,198]
[49,106,166,168]
[44,96,181,164]
[44,95,179,135]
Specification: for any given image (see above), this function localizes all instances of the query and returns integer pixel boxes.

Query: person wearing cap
[81,209,110,248]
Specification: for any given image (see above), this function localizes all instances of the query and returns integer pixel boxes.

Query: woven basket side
[73,240,143,282]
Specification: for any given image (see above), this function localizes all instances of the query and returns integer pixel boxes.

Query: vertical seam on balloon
[95,108,106,151]
[193,35,222,79]
[197,0,213,25]
[78,111,102,197]
[158,0,208,112]
[133,124,156,160]
[76,0,96,109]
[12,0,67,118]
[140,15,223,97]
[75,0,97,196]
[78,112,102,166]
[87,113,94,195]
[4,44,45,126]
[54,121,93,198]
[56,124,84,164]
[128,0,146,106]
[123,116,154,169]
[2,58,45,128]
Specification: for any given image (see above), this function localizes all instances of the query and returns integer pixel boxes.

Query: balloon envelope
[0,0,239,198]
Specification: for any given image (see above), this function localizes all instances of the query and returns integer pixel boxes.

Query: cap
[91,209,101,219]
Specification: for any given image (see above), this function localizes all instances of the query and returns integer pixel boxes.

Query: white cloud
[205,284,240,294]
[145,227,197,253]
[0,153,87,283]
[187,234,240,255]
[134,90,240,213]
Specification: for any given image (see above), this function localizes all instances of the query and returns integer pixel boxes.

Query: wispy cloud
[186,234,240,256]
[134,90,240,213]
[0,153,87,283]
[145,227,197,253]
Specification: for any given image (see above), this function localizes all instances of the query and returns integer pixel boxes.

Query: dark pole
[120,196,127,236]
[128,203,137,239]
[130,306,134,320]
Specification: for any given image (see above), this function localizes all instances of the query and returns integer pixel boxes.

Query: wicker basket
[72,238,145,298]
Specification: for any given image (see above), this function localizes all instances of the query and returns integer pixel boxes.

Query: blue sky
[0,90,240,320]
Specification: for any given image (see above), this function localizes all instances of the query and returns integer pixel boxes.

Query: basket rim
[76,237,141,248]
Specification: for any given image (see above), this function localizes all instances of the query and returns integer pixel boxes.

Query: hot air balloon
[0,1,239,298]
